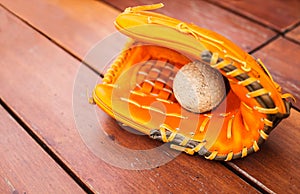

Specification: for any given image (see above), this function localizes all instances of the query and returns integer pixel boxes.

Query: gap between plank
[0,4,104,79]
[283,21,300,45]
[222,162,275,194]
[282,21,300,34]
[285,36,300,45]
[249,34,280,55]
[205,0,300,48]
[204,0,280,33]
[292,105,300,113]
[0,98,94,194]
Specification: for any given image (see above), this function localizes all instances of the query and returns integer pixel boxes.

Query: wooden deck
[0,0,299,193]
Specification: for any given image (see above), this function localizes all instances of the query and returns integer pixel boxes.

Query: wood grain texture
[286,25,300,43]
[101,0,276,53]
[253,37,300,109]
[0,0,119,59]
[208,0,300,32]
[232,109,300,193]
[0,106,84,193]
[1,0,276,62]
[0,6,259,193]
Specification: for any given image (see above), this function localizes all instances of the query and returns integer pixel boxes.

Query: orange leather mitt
[93,4,293,161]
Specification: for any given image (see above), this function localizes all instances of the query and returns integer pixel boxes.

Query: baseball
[173,61,226,113]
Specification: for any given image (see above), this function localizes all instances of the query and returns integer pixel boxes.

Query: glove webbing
[134,59,179,103]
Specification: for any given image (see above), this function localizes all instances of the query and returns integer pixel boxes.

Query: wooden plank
[0,0,120,59]
[252,37,300,109]
[0,0,275,63]
[232,109,300,193]
[101,0,276,53]
[208,0,300,32]
[0,6,260,193]
[286,25,300,43]
[0,106,84,193]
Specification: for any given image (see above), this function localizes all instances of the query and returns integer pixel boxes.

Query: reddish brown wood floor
[0,0,299,193]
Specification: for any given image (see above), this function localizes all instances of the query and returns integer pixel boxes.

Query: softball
[173,61,226,113]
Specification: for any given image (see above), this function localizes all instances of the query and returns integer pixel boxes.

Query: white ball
[173,61,226,113]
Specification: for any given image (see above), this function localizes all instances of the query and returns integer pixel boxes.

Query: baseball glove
[92,3,293,161]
